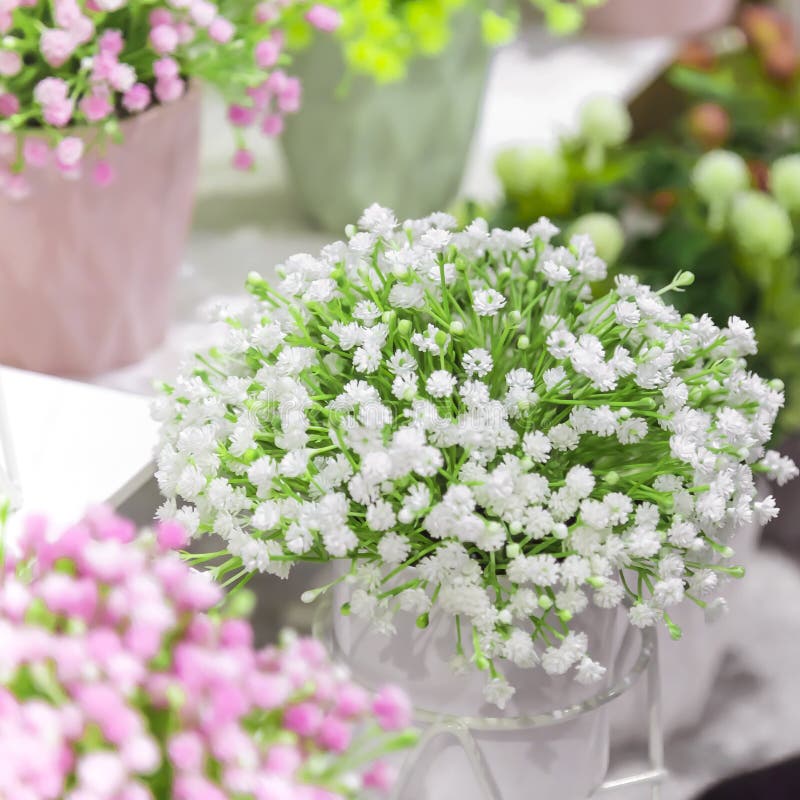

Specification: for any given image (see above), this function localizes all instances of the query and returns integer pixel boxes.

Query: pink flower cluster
[0,510,413,800]
[0,0,341,196]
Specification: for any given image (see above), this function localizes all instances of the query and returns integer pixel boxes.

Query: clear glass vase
[322,584,661,800]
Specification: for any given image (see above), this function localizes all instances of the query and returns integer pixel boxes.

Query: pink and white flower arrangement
[0,0,340,197]
[0,508,414,799]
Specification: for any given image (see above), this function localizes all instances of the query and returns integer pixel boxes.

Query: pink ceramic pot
[0,87,201,377]
[585,0,738,37]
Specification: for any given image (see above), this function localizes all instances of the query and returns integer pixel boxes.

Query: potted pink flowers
[0,0,338,377]
[0,507,415,798]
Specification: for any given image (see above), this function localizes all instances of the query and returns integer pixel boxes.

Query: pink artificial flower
[99,28,124,56]
[148,8,174,27]
[190,0,216,27]
[40,28,76,67]
[155,76,185,103]
[260,114,284,137]
[372,685,412,731]
[305,4,341,32]
[110,62,136,92]
[254,37,281,69]
[208,16,234,44]
[153,56,179,80]
[0,92,19,117]
[284,702,323,737]
[264,744,302,776]
[363,760,397,792]
[247,81,271,111]
[228,105,255,128]
[150,23,178,54]
[317,715,352,753]
[155,520,189,551]
[43,98,75,128]
[254,2,277,23]
[0,49,21,76]
[79,92,113,122]
[168,731,205,772]
[23,138,49,168]
[68,14,95,45]
[175,21,195,45]
[122,83,151,113]
[34,76,69,106]
[91,159,114,187]
[54,0,82,28]
[277,77,301,114]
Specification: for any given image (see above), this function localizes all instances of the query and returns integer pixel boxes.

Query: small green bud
[434,330,449,347]
[475,654,490,671]
[538,595,553,610]
[526,279,538,295]
[509,521,523,535]
[339,602,351,616]
[568,213,625,265]
[481,9,517,46]
[673,270,695,288]
[517,335,530,350]
[579,96,632,148]
[494,145,569,202]
[397,319,412,336]
[382,309,396,324]
[520,456,534,472]
[770,153,800,213]
[225,588,256,618]
[769,378,785,392]
[604,470,619,486]
[730,190,794,260]
[666,620,683,641]
[692,150,749,207]
[728,565,745,578]
[508,309,522,325]
[416,612,430,629]
[450,320,465,335]
[506,542,521,559]
[556,608,573,623]
[586,576,605,589]
[546,2,584,35]
[720,546,735,559]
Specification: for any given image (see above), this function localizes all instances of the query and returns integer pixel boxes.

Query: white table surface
[1,366,157,527]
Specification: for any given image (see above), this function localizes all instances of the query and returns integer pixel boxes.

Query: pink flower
[40,28,76,67]
[55,0,83,28]
[123,83,151,113]
[110,62,136,92]
[155,520,189,551]
[150,23,178,54]
[228,104,255,128]
[278,77,301,114]
[176,21,195,44]
[155,76,185,103]
[254,2,277,23]
[317,715,352,753]
[260,114,284,137]
[208,16,234,44]
[149,8,174,26]
[79,92,112,122]
[168,731,205,771]
[0,49,21,76]
[68,15,94,45]
[99,28,124,56]
[23,138,49,169]
[372,685,412,731]
[363,760,397,792]
[265,743,302,776]
[0,92,19,117]
[254,37,281,69]
[3,172,30,200]
[34,77,69,106]
[284,702,323,737]
[153,56,179,80]
[92,160,115,187]
[305,4,341,32]
[190,0,216,27]
[43,98,75,128]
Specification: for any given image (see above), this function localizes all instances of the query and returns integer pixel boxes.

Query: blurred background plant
[470,2,800,433]
[284,0,607,84]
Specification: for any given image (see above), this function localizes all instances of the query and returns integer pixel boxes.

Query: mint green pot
[282,18,490,233]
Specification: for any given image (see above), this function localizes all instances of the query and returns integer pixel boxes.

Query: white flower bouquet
[155,205,797,708]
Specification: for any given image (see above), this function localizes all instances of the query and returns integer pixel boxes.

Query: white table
[0,366,157,528]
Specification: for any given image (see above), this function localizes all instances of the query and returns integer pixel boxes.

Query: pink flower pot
[0,87,201,377]
[585,0,738,37]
